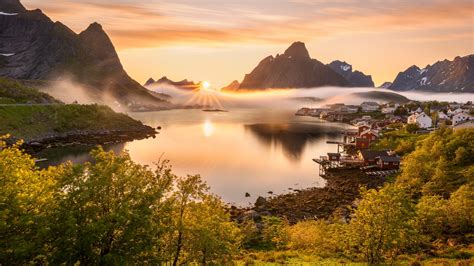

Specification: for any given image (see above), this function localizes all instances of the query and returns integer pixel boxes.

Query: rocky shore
[16,127,157,153]
[231,169,386,224]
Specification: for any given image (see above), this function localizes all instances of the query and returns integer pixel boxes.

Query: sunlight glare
[203,119,215,137]
[202,81,211,90]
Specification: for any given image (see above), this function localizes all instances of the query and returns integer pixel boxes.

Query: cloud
[22,0,474,49]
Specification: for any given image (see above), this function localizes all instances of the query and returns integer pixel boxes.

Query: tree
[0,139,61,264]
[347,185,419,263]
[49,147,175,265]
[406,123,420,134]
[184,195,241,264]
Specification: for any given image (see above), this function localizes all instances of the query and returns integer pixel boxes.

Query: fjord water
[128,109,355,205]
[40,108,352,205]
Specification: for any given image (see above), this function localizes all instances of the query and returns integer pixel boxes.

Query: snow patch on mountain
[341,64,351,71]
[0,53,14,57]
[0,12,18,16]
[420,77,428,85]
[418,68,427,75]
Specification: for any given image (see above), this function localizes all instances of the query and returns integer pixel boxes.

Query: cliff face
[0,0,169,109]
[389,55,474,93]
[327,60,374,87]
[237,42,349,90]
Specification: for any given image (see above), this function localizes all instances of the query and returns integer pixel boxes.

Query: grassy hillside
[0,104,152,141]
[0,77,61,104]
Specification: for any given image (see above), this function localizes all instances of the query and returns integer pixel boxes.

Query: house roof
[377,156,401,163]
[453,120,474,128]
[359,150,389,160]
[360,129,378,136]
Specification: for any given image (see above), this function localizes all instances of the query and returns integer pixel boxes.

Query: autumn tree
[346,185,419,263]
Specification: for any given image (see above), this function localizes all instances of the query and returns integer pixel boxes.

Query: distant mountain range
[0,0,170,110]
[222,41,473,93]
[144,76,200,90]
[224,42,374,91]
[387,55,474,93]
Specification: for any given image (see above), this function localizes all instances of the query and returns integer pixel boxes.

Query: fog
[146,84,474,111]
[37,76,126,112]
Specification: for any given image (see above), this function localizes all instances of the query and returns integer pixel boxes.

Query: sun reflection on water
[203,120,215,137]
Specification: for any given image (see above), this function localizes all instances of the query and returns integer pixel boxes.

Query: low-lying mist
[146,84,474,111]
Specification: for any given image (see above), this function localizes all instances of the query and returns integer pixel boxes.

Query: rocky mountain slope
[327,60,374,87]
[221,80,240,91]
[389,55,474,93]
[0,0,170,110]
[144,76,200,90]
[236,42,349,90]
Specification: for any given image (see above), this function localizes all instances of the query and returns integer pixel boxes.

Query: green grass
[234,251,474,265]
[0,77,60,104]
[0,104,148,140]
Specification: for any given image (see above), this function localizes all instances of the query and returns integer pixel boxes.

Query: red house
[359,150,389,166]
[360,129,378,142]
[358,124,371,135]
[376,156,401,170]
[355,138,370,149]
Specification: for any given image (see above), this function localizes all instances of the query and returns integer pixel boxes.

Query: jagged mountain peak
[389,54,474,93]
[327,60,374,87]
[237,42,348,89]
[0,0,26,13]
[84,22,104,33]
[283,41,310,59]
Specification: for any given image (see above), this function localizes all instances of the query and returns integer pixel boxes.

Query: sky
[23,0,474,88]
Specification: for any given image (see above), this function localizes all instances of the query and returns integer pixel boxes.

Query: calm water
[39,108,352,205]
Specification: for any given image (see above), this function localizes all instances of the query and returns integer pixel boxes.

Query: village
[296,101,474,177]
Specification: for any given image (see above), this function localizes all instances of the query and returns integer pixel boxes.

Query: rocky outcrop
[389,55,474,93]
[231,169,386,224]
[0,0,170,109]
[221,80,240,91]
[237,42,349,90]
[21,127,157,154]
[327,60,374,87]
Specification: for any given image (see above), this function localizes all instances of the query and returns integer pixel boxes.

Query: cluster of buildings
[407,105,473,129]
[296,102,380,122]
[310,101,473,177]
[297,101,474,130]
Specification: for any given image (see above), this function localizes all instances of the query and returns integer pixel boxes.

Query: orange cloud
[22,0,473,49]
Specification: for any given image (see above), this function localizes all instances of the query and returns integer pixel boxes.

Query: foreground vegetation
[1,128,473,264]
[0,104,152,141]
[0,77,60,104]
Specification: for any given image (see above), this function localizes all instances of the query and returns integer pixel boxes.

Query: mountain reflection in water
[245,123,342,161]
[36,109,352,205]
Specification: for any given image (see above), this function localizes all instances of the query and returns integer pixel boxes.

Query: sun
[201,81,211,90]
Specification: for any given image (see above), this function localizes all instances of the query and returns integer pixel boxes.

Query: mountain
[327,60,374,87]
[221,80,240,91]
[389,55,474,93]
[145,76,200,90]
[379,82,392,89]
[0,0,170,110]
[236,42,349,90]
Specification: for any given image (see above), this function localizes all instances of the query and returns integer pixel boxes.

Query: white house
[438,111,449,120]
[452,113,472,126]
[453,120,474,132]
[408,112,432,129]
[381,107,396,114]
[361,102,380,112]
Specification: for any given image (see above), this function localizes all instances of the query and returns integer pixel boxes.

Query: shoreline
[16,127,157,154]
[231,169,386,224]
